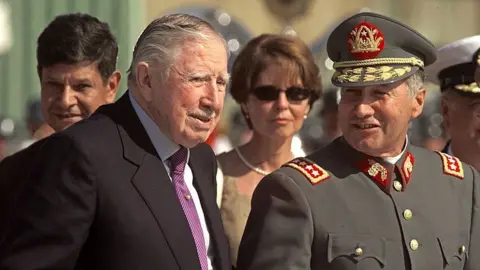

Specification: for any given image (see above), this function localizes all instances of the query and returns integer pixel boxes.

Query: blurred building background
[0,0,479,156]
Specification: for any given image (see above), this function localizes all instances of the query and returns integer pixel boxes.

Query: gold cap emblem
[348,21,385,60]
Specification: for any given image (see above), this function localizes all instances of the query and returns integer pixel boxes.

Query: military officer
[236,12,480,270]
[425,35,480,171]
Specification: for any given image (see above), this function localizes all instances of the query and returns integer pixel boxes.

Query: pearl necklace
[235,147,270,176]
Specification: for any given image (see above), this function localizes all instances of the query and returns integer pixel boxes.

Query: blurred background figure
[25,99,44,137]
[301,87,341,153]
[16,99,55,150]
[319,89,341,144]
[0,116,15,161]
[407,90,447,151]
[207,119,233,155]
[425,35,480,170]
[216,33,322,268]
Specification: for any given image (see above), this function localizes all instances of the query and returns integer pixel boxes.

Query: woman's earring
[304,115,308,119]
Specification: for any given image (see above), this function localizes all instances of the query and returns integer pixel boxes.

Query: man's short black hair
[37,13,118,83]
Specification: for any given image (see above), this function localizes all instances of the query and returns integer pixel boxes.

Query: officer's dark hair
[37,13,118,84]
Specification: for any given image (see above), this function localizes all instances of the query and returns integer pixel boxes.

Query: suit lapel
[130,154,200,270]
[108,92,202,270]
[189,145,230,270]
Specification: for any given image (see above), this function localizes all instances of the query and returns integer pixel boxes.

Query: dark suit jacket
[0,137,50,239]
[0,92,231,270]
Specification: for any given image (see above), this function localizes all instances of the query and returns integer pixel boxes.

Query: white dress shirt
[383,136,409,164]
[129,92,214,269]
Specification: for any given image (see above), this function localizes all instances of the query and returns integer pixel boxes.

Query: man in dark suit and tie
[0,13,231,270]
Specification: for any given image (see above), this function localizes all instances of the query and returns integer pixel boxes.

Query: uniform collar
[338,137,415,194]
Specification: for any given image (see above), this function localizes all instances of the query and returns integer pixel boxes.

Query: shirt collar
[336,136,415,194]
[383,136,409,164]
[129,91,186,162]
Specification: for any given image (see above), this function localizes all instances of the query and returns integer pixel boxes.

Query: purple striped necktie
[169,147,208,270]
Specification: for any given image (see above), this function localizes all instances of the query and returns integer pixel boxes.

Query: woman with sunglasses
[216,34,322,268]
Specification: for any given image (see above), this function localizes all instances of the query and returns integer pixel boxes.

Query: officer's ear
[440,92,452,130]
[411,87,426,118]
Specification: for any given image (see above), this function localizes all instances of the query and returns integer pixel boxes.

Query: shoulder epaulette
[435,151,464,180]
[282,157,330,185]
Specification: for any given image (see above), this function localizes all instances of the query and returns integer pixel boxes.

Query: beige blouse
[217,149,303,266]
[219,174,252,267]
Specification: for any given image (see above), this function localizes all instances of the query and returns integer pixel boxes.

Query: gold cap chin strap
[455,82,480,93]
[333,57,424,69]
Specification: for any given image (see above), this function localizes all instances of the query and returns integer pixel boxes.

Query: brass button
[459,245,466,254]
[403,209,413,221]
[410,239,419,251]
[393,181,403,191]
[354,247,363,256]
[185,194,192,200]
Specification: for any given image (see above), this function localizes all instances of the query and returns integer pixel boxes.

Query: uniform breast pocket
[438,236,468,269]
[327,233,387,269]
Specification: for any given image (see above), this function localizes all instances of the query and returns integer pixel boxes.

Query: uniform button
[185,194,191,200]
[403,209,413,220]
[354,247,363,256]
[410,239,419,251]
[393,181,403,191]
[459,245,466,254]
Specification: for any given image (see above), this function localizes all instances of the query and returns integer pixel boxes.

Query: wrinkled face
[442,92,480,151]
[139,36,228,148]
[243,64,311,139]
[40,61,119,131]
[339,80,425,157]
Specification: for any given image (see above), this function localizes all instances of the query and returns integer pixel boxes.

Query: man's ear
[105,71,122,103]
[440,93,452,130]
[135,62,154,102]
[411,88,426,118]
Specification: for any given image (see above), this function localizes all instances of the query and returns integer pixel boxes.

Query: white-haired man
[0,14,231,270]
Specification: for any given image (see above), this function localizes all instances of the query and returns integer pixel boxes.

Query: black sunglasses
[251,85,311,101]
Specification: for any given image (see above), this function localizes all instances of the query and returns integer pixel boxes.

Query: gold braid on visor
[333,57,424,69]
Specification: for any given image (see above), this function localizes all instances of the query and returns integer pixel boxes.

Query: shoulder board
[435,151,464,180]
[282,157,330,185]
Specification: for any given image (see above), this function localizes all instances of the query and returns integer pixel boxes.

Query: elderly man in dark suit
[0,13,231,270]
